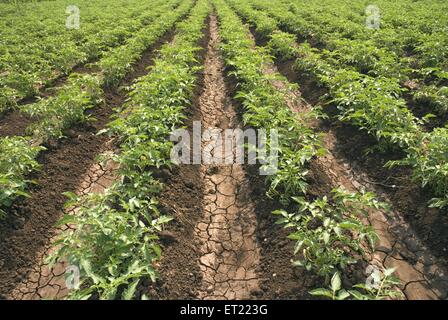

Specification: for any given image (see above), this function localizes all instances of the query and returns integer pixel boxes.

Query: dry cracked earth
[194,15,260,299]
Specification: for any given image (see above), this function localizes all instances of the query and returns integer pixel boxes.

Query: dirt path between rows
[148,14,263,300]
[192,15,261,299]
[0,29,176,300]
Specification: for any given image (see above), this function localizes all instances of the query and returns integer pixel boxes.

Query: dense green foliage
[0,137,44,217]
[231,0,448,209]
[0,0,190,215]
[0,0,176,112]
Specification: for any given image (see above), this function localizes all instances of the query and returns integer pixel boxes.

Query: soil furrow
[142,14,211,300]
[193,15,260,300]
[0,30,176,299]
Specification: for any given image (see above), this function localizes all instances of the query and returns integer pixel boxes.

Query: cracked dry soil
[148,14,306,300]
[193,15,260,300]
[148,14,272,300]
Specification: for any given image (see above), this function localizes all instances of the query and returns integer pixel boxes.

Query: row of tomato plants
[215,0,401,299]
[280,0,448,79]
[284,0,448,118]
[247,0,448,120]
[0,0,194,218]
[45,0,210,300]
[0,0,175,113]
[249,0,448,118]
[230,0,448,210]
[283,0,448,73]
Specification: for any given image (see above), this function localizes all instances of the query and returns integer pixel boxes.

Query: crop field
[0,0,447,302]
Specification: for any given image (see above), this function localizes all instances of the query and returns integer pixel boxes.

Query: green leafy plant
[273,189,386,279]
[349,268,403,300]
[310,269,403,300]
[413,85,448,115]
[47,188,170,300]
[0,137,45,218]
[387,128,448,209]
[309,272,350,300]
[310,268,403,300]
[22,73,103,142]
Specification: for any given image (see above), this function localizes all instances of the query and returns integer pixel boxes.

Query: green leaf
[55,214,77,227]
[122,279,140,300]
[337,289,350,300]
[331,272,341,292]
[349,289,366,300]
[384,267,396,277]
[339,221,360,230]
[322,231,330,244]
[309,288,333,298]
[81,259,102,285]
